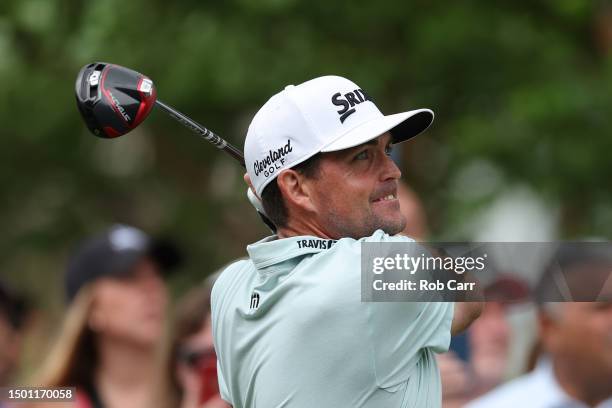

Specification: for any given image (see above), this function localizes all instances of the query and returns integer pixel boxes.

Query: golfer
[212,76,482,407]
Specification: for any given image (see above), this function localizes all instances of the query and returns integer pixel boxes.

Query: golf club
[75,62,275,231]
[75,62,245,166]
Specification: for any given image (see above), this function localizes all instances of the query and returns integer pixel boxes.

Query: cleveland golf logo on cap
[331,88,373,123]
[253,139,293,178]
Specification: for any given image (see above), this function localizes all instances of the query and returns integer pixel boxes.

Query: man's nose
[380,153,402,181]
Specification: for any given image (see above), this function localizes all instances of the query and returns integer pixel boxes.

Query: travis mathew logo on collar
[253,140,293,178]
[331,88,372,123]
[296,238,337,249]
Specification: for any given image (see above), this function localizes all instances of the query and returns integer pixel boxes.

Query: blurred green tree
[0,0,611,306]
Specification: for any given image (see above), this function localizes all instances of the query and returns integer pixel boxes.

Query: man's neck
[277,220,335,239]
[94,336,158,408]
[553,358,612,407]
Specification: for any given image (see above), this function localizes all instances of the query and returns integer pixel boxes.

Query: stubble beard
[323,207,407,239]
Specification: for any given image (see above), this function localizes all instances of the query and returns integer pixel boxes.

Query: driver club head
[75,62,157,138]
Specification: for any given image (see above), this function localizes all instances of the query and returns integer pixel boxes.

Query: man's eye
[355,150,369,160]
[385,145,393,156]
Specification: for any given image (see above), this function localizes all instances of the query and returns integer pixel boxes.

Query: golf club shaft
[155,99,276,231]
[155,100,246,168]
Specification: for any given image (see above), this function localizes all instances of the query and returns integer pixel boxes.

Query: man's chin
[379,223,404,236]
[324,211,406,239]
[374,214,407,236]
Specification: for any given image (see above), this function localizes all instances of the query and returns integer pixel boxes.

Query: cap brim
[320,109,434,153]
[108,239,183,278]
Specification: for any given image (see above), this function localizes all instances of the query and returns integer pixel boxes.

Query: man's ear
[244,173,261,200]
[276,170,316,213]
[537,307,562,352]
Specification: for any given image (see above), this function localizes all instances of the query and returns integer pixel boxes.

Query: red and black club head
[75,62,157,138]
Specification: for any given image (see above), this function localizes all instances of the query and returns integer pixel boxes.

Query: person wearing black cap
[33,225,181,408]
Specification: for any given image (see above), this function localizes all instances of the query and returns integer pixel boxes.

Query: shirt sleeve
[217,360,232,404]
[211,268,234,405]
[363,231,455,388]
[366,300,454,387]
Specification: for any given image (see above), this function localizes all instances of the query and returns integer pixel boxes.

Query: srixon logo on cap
[331,89,372,123]
[254,140,293,178]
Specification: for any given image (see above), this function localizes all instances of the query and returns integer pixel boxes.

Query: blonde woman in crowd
[31,225,180,408]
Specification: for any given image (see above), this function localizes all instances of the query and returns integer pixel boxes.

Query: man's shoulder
[330,230,416,249]
[300,231,417,280]
[278,230,416,268]
[211,258,253,299]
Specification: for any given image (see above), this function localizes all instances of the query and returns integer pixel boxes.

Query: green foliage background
[1,0,611,307]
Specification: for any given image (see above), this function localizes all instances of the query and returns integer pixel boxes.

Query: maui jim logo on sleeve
[253,140,293,177]
[331,89,372,123]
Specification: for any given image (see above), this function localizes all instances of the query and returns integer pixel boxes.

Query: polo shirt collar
[247,234,338,269]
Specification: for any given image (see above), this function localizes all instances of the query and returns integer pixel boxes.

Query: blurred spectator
[396,181,530,406]
[440,276,530,407]
[398,181,429,241]
[467,300,512,389]
[467,244,612,408]
[170,278,229,408]
[32,225,181,408]
[0,281,30,397]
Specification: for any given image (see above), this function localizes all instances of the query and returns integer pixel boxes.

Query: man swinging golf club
[211,75,482,408]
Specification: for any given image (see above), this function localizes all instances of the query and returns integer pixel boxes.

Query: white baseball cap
[245,75,434,197]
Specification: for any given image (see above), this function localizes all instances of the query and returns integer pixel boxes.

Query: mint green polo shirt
[211,230,454,408]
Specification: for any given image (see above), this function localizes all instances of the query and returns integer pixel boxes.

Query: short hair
[261,154,322,229]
